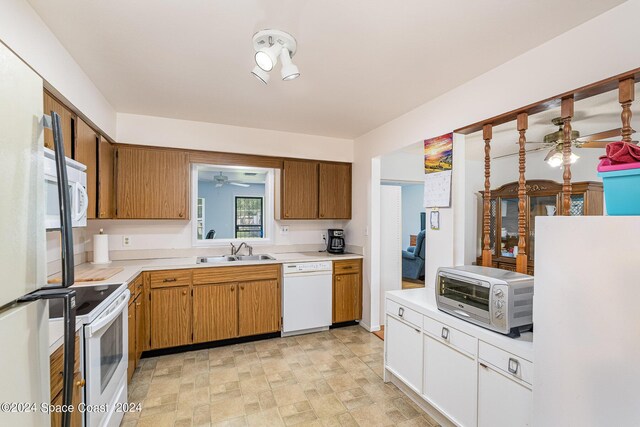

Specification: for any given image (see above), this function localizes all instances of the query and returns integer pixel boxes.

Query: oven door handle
[453,309,471,318]
[86,290,130,337]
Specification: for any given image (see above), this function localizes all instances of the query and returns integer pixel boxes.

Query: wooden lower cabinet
[193,283,238,343]
[238,279,280,336]
[50,334,83,427]
[148,266,281,350]
[135,293,145,361]
[332,259,363,323]
[150,286,192,349]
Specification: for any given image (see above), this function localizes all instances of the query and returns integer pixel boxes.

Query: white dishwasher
[282,261,333,336]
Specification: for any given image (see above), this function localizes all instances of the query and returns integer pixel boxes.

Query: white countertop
[48,251,362,352]
[386,287,533,361]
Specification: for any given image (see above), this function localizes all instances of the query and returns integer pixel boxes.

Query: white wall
[0,0,116,138]
[380,149,424,182]
[349,0,640,331]
[117,113,354,162]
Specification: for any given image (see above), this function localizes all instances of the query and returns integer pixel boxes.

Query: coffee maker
[327,229,345,254]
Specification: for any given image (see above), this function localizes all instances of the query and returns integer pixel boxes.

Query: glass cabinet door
[499,198,519,258]
[569,194,585,216]
[529,195,557,257]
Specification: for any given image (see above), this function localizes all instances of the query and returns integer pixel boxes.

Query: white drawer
[386,299,421,328]
[423,315,476,357]
[479,341,533,386]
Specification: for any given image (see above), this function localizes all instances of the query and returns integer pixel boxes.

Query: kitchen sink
[196,256,238,263]
[196,254,275,264]
[236,254,276,261]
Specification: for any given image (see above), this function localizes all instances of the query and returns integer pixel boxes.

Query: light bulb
[254,44,280,72]
[279,49,300,81]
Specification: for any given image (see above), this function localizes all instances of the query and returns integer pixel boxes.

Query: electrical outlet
[122,235,132,247]
[321,232,327,242]
[280,225,289,235]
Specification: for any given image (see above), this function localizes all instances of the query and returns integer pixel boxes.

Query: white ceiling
[28,0,624,139]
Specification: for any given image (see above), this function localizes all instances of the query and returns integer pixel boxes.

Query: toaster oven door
[437,274,491,323]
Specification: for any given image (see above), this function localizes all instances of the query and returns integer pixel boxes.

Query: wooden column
[561,97,574,215]
[619,78,635,143]
[516,113,528,274]
[482,124,493,267]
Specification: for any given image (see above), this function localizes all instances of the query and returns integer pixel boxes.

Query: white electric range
[49,283,130,427]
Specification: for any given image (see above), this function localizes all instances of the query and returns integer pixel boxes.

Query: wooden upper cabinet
[43,91,75,157]
[238,279,280,337]
[98,137,116,218]
[115,146,190,219]
[319,162,351,219]
[75,118,98,219]
[281,160,318,219]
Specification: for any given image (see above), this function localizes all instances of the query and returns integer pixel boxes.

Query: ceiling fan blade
[230,182,250,187]
[493,146,547,160]
[579,140,639,148]
[576,128,621,142]
[578,141,609,148]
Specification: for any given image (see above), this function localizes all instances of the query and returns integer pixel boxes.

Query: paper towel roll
[92,233,111,264]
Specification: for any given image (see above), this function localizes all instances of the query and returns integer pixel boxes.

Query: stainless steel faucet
[231,242,253,256]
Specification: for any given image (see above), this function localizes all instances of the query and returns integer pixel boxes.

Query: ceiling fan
[212,172,249,188]
[494,117,637,165]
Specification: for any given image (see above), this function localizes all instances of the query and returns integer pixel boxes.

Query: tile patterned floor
[122,326,440,427]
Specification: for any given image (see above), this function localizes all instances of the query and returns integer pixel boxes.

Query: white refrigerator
[0,42,77,426]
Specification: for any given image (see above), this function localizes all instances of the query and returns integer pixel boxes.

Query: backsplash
[46,229,87,277]
[84,219,360,261]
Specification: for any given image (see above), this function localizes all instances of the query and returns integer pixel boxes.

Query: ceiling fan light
[255,44,280,71]
[251,66,269,84]
[279,48,300,81]
[545,149,564,167]
[570,152,580,164]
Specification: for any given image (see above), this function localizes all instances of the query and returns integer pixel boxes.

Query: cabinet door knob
[240,285,244,290]
[230,287,234,292]
[320,213,324,218]
[75,378,86,388]
[182,290,187,295]
[337,277,341,281]
[179,212,184,218]
[136,302,141,307]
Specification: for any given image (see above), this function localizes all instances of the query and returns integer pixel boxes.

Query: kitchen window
[192,164,274,245]
[235,196,264,238]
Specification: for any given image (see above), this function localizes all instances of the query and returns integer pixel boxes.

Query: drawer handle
[163,278,177,282]
[441,327,449,340]
[508,357,519,375]
[398,307,404,317]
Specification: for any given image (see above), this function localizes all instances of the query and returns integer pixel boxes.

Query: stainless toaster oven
[435,265,534,337]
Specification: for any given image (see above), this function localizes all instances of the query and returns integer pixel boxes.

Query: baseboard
[358,320,380,332]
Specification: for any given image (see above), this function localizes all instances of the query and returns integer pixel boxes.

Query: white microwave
[44,147,88,229]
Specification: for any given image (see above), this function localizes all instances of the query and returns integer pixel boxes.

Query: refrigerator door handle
[18,288,76,427]
[51,111,74,287]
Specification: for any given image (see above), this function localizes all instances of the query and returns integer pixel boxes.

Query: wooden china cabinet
[477,180,603,275]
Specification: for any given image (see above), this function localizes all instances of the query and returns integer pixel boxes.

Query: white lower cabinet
[423,335,477,427]
[478,362,532,427]
[385,314,422,394]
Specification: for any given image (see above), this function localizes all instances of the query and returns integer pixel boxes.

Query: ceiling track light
[251,29,300,84]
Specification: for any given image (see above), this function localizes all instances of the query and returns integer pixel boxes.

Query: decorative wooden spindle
[619,78,635,143]
[561,97,574,215]
[482,124,493,267]
[516,113,528,274]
